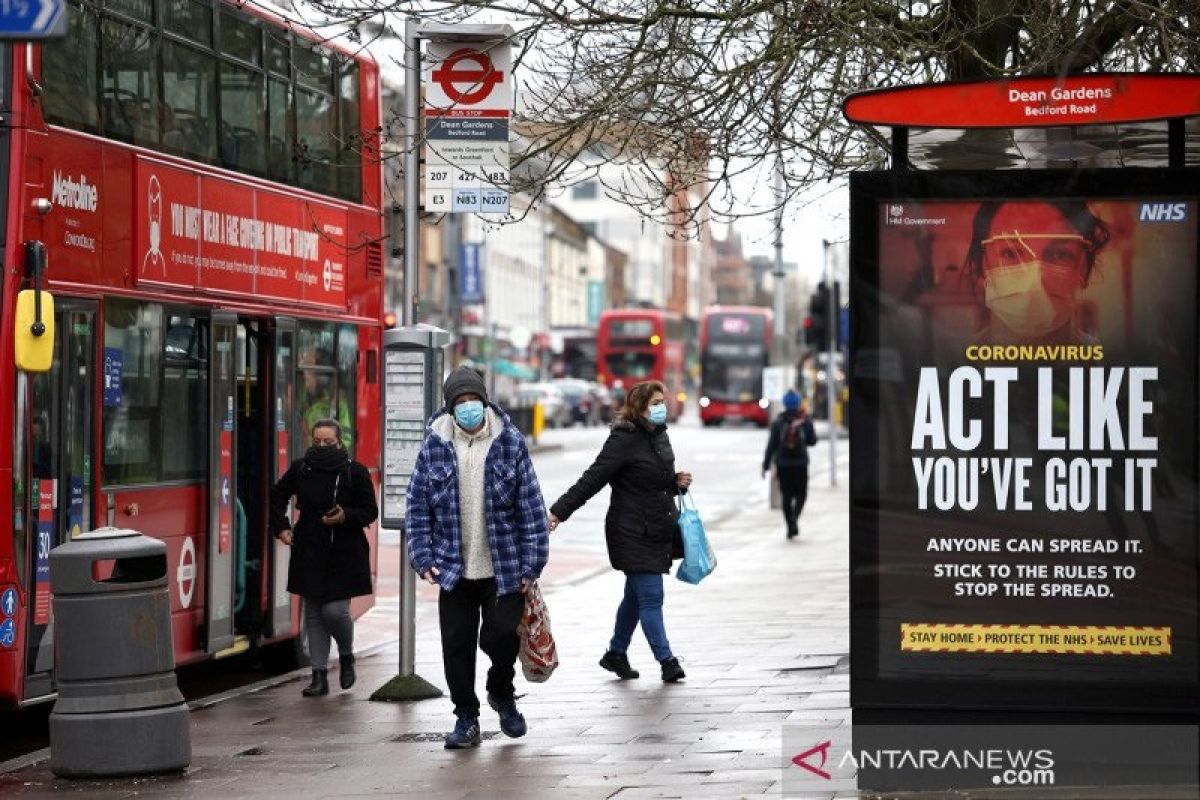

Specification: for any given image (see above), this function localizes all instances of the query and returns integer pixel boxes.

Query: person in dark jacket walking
[270,419,377,697]
[406,367,550,750]
[762,388,817,539]
[548,380,693,684]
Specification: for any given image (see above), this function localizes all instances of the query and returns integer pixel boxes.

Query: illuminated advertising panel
[850,169,1200,714]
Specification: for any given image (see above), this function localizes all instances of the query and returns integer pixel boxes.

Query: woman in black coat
[549,381,693,683]
[270,418,377,697]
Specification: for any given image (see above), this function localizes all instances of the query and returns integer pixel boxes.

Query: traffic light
[806,282,830,348]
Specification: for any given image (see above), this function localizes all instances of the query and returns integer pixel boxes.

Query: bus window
[338,60,361,198]
[100,19,159,147]
[336,324,358,452]
[295,87,335,195]
[163,0,213,47]
[220,62,266,174]
[605,351,656,380]
[41,2,100,133]
[102,300,162,485]
[162,316,208,481]
[297,324,353,452]
[161,39,218,161]
[267,77,294,182]
[107,0,151,23]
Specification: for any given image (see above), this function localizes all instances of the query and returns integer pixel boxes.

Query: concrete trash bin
[48,527,191,777]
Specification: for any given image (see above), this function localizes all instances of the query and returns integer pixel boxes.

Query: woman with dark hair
[964,200,1111,344]
[548,381,693,683]
[270,418,377,697]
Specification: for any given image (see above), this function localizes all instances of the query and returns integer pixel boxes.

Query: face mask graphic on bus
[982,231,1087,338]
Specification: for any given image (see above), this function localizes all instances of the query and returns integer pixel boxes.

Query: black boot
[302,668,329,697]
[599,650,640,680]
[660,656,686,683]
[339,654,356,690]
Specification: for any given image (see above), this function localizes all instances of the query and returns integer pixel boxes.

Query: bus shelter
[837,74,1200,792]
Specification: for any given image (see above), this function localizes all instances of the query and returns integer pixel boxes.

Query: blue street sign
[1,588,16,618]
[0,0,68,39]
[587,281,605,325]
[460,243,485,304]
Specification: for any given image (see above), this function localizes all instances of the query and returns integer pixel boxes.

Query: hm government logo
[51,170,98,213]
[886,204,905,224]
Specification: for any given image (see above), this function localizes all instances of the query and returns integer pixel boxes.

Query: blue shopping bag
[675,491,716,584]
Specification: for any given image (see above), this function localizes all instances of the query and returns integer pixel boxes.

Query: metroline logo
[51,170,99,213]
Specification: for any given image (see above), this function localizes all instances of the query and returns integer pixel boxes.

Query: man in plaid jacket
[406,366,550,749]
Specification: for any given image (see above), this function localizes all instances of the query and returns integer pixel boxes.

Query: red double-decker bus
[698,306,773,427]
[595,309,687,420]
[0,1,385,706]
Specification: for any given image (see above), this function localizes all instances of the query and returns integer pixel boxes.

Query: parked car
[550,378,600,426]
[516,382,571,429]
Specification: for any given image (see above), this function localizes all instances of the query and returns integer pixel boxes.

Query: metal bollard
[48,528,191,777]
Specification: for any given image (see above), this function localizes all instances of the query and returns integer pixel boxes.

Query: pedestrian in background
[406,367,550,749]
[270,419,377,697]
[548,380,692,684]
[762,388,817,540]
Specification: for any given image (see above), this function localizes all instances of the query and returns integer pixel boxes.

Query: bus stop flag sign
[0,0,67,39]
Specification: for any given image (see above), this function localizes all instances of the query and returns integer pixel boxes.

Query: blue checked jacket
[405,404,549,595]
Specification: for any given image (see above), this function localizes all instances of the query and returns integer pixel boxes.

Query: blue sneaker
[444,713,481,749]
[487,693,527,738]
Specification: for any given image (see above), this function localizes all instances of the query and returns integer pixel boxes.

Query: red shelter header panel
[844,74,1200,129]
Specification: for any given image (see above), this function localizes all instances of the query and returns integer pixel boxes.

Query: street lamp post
[823,238,837,488]
[541,219,553,381]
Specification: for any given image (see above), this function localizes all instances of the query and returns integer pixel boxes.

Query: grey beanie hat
[443,366,488,408]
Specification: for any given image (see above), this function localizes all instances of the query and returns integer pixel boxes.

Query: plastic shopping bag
[675,492,716,584]
[517,580,559,682]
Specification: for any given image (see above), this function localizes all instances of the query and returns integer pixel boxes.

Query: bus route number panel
[383,351,429,526]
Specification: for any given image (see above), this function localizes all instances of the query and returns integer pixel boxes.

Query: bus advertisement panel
[699,307,772,427]
[596,310,686,420]
[850,169,1200,715]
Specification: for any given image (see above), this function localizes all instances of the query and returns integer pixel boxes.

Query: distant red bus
[699,307,773,427]
[0,2,384,707]
[596,310,686,420]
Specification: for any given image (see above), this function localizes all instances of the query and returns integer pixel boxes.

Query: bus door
[265,317,296,637]
[22,301,96,700]
[205,312,237,653]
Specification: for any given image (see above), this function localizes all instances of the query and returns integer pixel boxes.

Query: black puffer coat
[269,451,378,601]
[551,418,684,574]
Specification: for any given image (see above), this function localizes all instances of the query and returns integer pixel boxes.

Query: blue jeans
[609,572,673,662]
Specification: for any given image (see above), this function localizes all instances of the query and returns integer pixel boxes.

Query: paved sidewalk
[0,478,852,798]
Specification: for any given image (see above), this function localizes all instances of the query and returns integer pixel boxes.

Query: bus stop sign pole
[373,19,514,703]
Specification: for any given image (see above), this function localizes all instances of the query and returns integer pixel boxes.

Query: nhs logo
[1139,202,1188,222]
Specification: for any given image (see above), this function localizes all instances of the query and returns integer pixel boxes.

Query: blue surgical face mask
[454,400,485,429]
[648,404,667,425]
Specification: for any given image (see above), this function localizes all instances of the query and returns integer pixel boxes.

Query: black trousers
[777,466,809,534]
[438,577,524,717]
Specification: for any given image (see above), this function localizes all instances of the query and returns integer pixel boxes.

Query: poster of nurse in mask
[855,190,1199,713]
